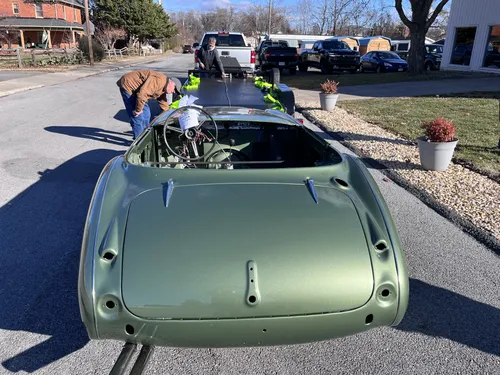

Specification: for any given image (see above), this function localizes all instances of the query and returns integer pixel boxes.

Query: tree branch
[426,0,450,30]
[395,0,415,28]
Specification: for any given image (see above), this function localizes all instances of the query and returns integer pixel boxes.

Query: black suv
[298,39,360,74]
[424,44,443,70]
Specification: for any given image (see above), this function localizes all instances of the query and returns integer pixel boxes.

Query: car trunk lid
[121,182,374,320]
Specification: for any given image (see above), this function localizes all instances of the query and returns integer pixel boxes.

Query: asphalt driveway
[0,54,498,374]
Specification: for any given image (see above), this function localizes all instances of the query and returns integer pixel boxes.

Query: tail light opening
[251,50,256,64]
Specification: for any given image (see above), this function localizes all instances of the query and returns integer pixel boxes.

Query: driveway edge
[0,55,167,97]
[296,105,500,255]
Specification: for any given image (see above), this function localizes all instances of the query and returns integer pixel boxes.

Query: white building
[440,0,500,73]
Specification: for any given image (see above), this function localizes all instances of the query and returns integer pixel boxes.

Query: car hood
[328,49,358,55]
[121,182,374,320]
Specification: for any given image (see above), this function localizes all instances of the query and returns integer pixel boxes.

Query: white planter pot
[319,93,339,111]
[417,136,458,171]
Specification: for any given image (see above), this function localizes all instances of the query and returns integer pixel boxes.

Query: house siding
[0,0,82,21]
[441,0,500,73]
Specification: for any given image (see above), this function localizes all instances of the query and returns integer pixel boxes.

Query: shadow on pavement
[396,278,500,356]
[45,126,132,147]
[114,109,130,123]
[0,149,122,373]
[359,157,421,171]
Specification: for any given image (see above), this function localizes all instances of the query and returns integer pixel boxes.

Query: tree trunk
[408,30,426,74]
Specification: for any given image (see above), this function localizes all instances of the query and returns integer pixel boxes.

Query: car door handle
[222,51,229,55]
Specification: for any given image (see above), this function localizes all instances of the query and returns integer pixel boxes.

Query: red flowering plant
[320,79,339,94]
[420,117,457,142]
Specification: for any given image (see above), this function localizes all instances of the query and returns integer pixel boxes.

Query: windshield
[377,51,400,59]
[323,41,350,50]
[202,34,245,47]
[426,45,443,54]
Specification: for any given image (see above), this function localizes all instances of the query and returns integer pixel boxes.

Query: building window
[73,7,77,21]
[63,6,66,20]
[12,2,19,16]
[397,43,409,52]
[450,27,476,65]
[35,3,43,18]
[483,25,500,69]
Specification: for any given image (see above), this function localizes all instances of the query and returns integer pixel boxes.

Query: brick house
[0,0,84,49]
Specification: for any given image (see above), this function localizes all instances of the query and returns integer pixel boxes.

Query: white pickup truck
[194,31,256,75]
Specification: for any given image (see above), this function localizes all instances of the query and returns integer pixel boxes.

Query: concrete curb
[0,85,44,97]
[0,56,167,98]
[296,104,500,255]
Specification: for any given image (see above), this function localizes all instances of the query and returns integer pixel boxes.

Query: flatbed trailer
[185,68,296,116]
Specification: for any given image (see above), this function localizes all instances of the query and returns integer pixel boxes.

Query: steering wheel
[162,105,218,161]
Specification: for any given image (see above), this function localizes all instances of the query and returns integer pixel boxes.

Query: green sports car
[78,78,409,371]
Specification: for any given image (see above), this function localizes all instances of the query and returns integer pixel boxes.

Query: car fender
[344,154,410,326]
[78,155,124,339]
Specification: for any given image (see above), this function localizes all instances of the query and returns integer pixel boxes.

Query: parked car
[298,39,360,74]
[360,51,408,73]
[256,39,299,74]
[450,44,473,65]
[183,45,194,54]
[424,44,443,70]
[194,31,256,75]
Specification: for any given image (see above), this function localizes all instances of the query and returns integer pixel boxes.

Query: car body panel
[79,103,409,348]
[122,183,374,320]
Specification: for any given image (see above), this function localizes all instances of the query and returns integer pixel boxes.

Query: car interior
[126,113,343,169]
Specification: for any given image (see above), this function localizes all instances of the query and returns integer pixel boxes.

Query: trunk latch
[246,260,261,306]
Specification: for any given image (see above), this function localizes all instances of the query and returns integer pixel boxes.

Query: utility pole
[267,0,272,37]
[84,0,94,65]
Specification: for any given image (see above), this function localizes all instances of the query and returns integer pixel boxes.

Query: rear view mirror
[353,46,358,51]
[193,42,199,48]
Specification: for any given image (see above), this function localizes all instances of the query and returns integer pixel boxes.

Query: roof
[0,18,84,30]
[357,36,392,45]
[328,36,358,40]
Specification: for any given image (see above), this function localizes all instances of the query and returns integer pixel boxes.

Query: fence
[0,48,83,68]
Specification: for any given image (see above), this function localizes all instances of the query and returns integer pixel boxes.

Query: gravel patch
[297,100,500,251]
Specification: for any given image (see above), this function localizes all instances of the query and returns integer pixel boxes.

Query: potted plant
[319,79,339,111]
[417,117,458,171]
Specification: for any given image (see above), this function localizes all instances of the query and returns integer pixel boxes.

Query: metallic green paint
[78,109,409,347]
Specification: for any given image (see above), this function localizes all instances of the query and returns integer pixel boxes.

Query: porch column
[72,30,76,46]
[48,31,52,48]
[19,29,25,49]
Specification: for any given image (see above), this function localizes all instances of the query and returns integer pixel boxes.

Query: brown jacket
[117,70,170,113]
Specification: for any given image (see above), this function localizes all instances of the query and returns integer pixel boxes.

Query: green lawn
[338,92,500,179]
[281,70,495,89]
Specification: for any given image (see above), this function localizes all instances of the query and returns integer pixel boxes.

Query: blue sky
[163,0,450,20]
[163,0,398,13]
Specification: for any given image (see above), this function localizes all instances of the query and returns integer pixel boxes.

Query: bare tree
[0,13,19,49]
[395,0,450,74]
[94,23,127,50]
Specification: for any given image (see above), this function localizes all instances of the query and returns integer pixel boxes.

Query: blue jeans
[120,88,151,139]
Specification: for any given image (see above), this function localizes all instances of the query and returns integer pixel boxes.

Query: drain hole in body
[375,242,387,251]
[365,314,373,324]
[335,178,348,187]
[262,329,267,332]
[381,289,390,297]
[103,252,115,261]
[248,295,256,303]
[106,301,116,309]
[125,324,135,335]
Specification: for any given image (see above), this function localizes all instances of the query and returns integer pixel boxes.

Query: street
[0,54,499,374]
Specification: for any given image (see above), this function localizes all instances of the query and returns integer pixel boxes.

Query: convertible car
[78,76,408,373]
